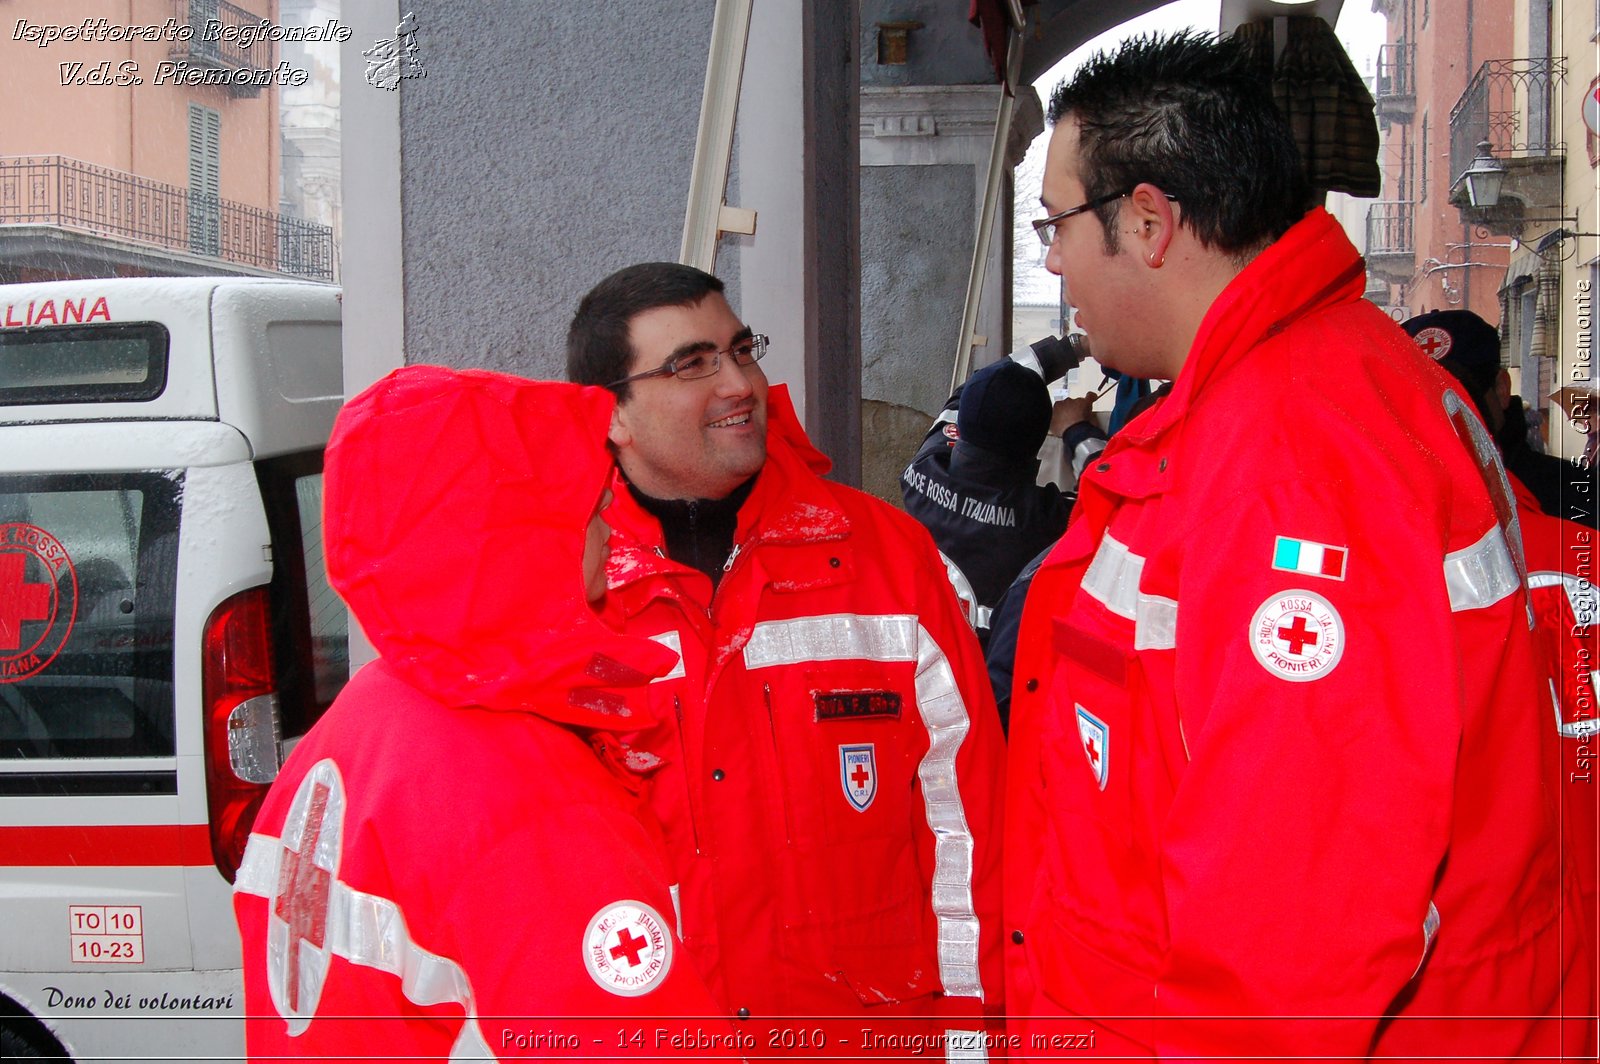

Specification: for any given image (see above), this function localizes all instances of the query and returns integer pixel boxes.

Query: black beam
[802,0,861,486]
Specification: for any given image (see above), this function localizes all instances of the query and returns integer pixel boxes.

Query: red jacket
[1516,471,1598,987]
[233,367,739,1060]
[1004,210,1593,1059]
[605,386,1007,1053]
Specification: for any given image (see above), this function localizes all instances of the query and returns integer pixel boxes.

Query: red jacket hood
[767,383,832,475]
[323,366,677,729]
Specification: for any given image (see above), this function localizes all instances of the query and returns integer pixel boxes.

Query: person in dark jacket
[901,336,1104,637]
[1402,309,1596,525]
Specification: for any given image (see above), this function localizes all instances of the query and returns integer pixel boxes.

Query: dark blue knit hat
[956,360,1052,462]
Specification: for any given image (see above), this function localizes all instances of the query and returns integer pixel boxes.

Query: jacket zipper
[762,682,795,845]
[673,694,703,854]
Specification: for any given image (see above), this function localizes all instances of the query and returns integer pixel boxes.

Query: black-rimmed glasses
[1032,191,1179,246]
[607,333,769,388]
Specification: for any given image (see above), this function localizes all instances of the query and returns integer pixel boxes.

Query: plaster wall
[395,0,714,378]
[860,85,1007,417]
[859,0,995,87]
[726,0,807,415]
[861,161,972,419]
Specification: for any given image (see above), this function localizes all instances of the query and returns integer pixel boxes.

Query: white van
[0,277,349,1060]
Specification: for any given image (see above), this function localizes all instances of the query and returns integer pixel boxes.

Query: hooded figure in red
[233,366,739,1059]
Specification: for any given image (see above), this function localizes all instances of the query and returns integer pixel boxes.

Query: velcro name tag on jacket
[1054,618,1127,687]
[813,690,902,722]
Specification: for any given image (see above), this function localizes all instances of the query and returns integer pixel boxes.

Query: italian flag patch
[1272,536,1348,581]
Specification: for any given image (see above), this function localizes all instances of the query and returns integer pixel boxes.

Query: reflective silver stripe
[237,832,281,895]
[743,614,985,999]
[1134,594,1177,650]
[1082,534,1141,619]
[1080,535,1177,650]
[744,613,919,669]
[237,833,498,1061]
[648,630,686,681]
[945,1028,989,1061]
[451,1022,495,1061]
[1531,573,1600,737]
[1443,525,1519,612]
[1552,677,1600,740]
[934,408,958,428]
[1070,435,1107,478]
[938,551,986,632]
[1008,349,1046,380]
[1412,900,1441,979]
[1529,570,1600,626]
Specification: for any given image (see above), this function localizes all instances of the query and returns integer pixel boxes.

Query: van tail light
[202,588,282,882]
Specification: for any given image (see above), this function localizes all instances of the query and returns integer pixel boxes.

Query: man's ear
[1127,182,1177,269]
[608,401,632,450]
[1494,369,1513,411]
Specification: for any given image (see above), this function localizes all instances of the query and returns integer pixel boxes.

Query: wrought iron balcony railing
[1374,43,1415,115]
[170,0,275,73]
[1366,200,1415,259]
[0,155,335,282]
[1449,57,1566,183]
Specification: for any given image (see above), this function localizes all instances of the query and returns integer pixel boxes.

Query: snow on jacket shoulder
[233,366,740,1060]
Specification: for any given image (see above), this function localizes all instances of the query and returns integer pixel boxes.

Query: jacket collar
[949,441,1040,486]
[1088,208,1366,498]
[605,419,852,598]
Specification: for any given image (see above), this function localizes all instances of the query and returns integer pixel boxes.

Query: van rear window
[0,324,169,405]
[0,473,180,758]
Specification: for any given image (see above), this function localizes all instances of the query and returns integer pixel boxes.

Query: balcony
[1365,200,1415,283]
[167,0,275,97]
[1374,43,1415,126]
[1448,58,1566,234]
[0,156,335,282]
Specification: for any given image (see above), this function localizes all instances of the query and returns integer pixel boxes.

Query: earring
[1148,250,1163,267]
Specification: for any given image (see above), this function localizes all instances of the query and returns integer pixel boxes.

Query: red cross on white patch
[1412,326,1453,361]
[1075,705,1109,791]
[266,760,345,1033]
[584,901,673,997]
[1250,590,1344,682]
[839,743,877,812]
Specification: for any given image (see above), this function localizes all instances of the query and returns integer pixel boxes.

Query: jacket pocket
[1026,899,1158,1053]
[824,836,941,1005]
[764,658,945,1002]
[1041,615,1138,824]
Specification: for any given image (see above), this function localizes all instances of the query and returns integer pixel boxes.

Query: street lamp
[1458,140,1506,208]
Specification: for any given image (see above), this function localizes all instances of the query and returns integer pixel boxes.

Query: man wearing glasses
[1005,30,1591,1059]
[566,262,1006,1056]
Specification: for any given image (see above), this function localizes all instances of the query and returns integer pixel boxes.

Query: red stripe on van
[0,824,213,866]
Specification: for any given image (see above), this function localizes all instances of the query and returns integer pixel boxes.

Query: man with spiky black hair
[1005,29,1592,1059]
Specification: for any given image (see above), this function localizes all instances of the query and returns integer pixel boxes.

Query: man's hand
[1051,395,1094,436]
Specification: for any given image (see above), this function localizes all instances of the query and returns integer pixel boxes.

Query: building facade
[1373,0,1596,463]
[0,0,334,282]
[1368,0,1514,326]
